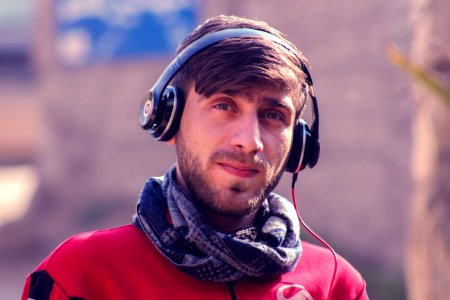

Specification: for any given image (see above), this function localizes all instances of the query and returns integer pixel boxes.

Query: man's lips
[218,162,260,178]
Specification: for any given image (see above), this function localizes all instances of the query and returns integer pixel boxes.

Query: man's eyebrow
[262,96,295,113]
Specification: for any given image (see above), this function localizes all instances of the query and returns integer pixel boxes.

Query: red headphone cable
[291,173,338,300]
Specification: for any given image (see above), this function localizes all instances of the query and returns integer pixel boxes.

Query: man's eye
[263,112,284,121]
[213,103,232,111]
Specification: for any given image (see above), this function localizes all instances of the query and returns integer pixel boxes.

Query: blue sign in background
[55,0,199,66]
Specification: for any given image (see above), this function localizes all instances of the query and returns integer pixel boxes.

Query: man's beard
[175,130,286,218]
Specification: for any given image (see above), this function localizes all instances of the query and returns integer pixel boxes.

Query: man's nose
[230,114,264,154]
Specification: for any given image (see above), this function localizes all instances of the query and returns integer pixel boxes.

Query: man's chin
[224,197,263,216]
[204,205,258,218]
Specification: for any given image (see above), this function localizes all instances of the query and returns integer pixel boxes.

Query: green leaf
[386,43,450,107]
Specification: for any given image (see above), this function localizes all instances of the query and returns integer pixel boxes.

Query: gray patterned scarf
[133,166,301,282]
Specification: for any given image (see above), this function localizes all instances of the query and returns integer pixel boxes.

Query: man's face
[175,84,296,218]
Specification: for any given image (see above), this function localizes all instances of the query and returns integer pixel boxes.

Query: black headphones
[139,28,320,173]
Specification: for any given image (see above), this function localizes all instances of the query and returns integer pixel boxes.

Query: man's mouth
[217,162,260,178]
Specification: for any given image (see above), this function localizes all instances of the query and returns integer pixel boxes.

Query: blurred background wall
[0,0,412,299]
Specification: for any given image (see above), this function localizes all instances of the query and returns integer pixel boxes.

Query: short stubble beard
[175,129,286,218]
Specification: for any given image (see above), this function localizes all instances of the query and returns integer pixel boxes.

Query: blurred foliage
[386,43,450,107]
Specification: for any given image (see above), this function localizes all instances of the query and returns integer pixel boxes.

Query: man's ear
[166,136,176,145]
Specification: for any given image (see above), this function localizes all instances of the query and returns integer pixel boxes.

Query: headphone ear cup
[286,120,311,173]
[148,86,185,141]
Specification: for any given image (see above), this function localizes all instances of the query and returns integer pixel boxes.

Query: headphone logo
[143,99,152,118]
[276,284,314,300]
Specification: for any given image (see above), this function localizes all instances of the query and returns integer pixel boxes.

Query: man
[22,15,368,299]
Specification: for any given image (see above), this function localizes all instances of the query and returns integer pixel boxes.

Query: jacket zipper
[227,282,238,300]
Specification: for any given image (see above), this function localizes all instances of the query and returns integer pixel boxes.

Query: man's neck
[199,209,258,233]
[174,166,257,233]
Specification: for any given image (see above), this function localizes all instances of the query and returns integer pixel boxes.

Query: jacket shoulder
[38,224,145,269]
[23,224,151,299]
[293,242,368,299]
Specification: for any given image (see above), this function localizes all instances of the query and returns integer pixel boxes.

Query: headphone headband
[153,28,308,103]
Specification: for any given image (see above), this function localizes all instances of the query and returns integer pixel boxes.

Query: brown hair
[171,15,310,115]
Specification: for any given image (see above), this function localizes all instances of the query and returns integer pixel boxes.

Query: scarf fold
[133,166,301,282]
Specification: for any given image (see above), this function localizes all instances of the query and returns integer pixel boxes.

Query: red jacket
[22,224,368,300]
